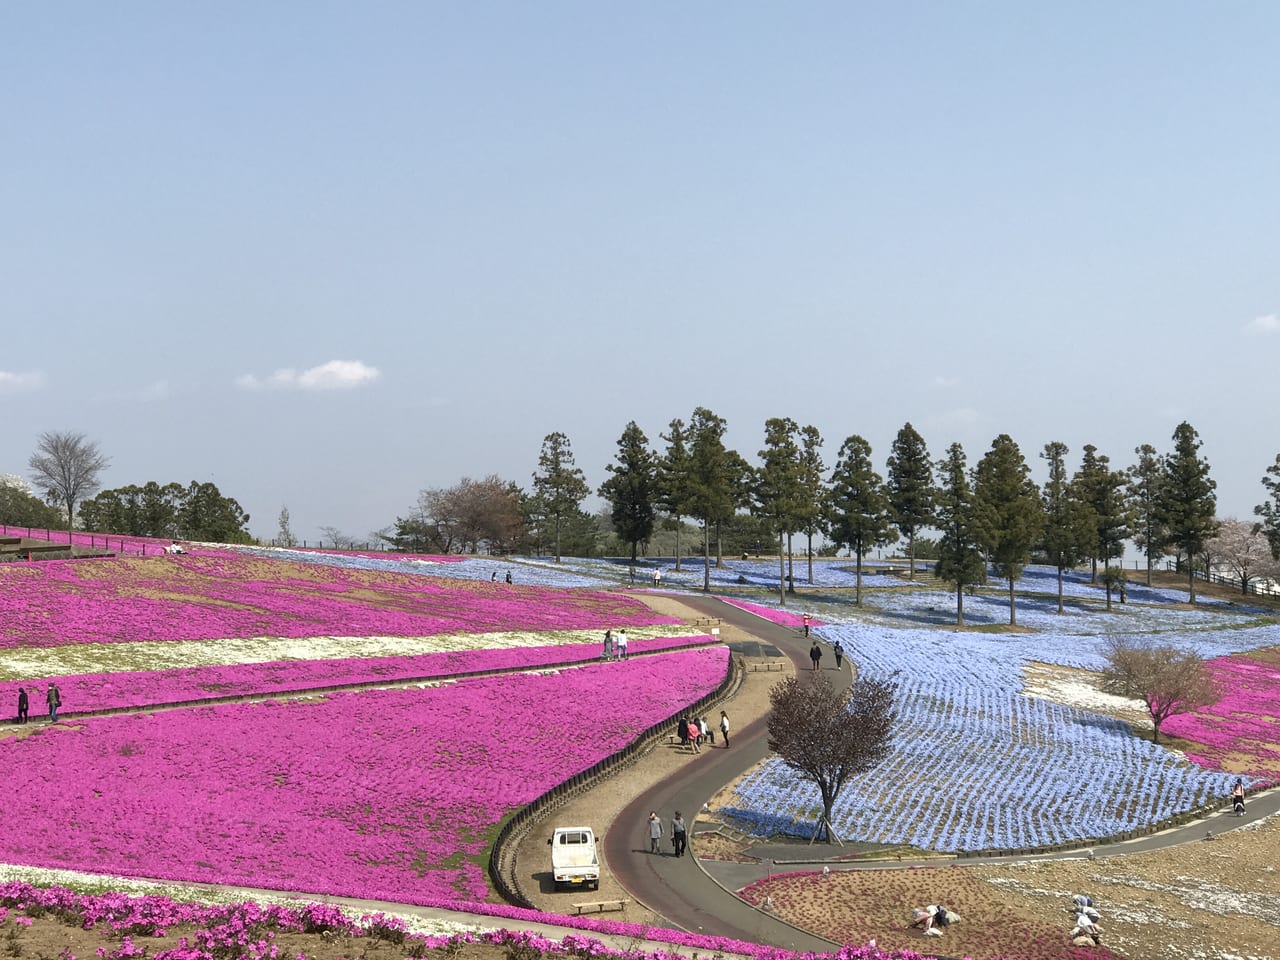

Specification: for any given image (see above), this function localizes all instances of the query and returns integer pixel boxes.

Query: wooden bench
[571,899,630,915]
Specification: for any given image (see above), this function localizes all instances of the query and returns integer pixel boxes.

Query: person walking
[671,812,688,857]
[700,716,712,745]
[677,716,690,750]
[46,682,61,723]
[1232,778,1246,815]
[833,641,844,669]
[809,642,822,671]
[616,629,628,659]
[802,613,811,638]
[603,630,614,661]
[719,710,730,747]
[16,687,28,724]
[652,567,662,588]
[647,811,664,854]
[504,571,512,584]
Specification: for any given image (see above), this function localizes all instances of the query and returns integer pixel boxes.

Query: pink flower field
[717,597,822,628]
[33,632,714,714]
[1164,649,1280,784]
[0,554,679,649]
[2,648,729,904]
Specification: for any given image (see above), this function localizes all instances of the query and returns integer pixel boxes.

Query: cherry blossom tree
[1205,517,1280,595]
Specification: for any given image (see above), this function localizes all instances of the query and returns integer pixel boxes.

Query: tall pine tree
[532,431,589,563]
[973,435,1043,626]
[826,435,895,605]
[933,442,986,626]
[598,421,656,561]
[886,423,933,580]
[1159,421,1218,605]
[1040,441,1089,613]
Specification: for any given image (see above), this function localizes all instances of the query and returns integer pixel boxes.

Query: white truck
[549,826,600,891]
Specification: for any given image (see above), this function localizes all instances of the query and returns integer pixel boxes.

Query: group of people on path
[14,682,60,724]
[676,711,730,752]
[601,629,629,660]
[646,810,688,856]
[808,641,844,670]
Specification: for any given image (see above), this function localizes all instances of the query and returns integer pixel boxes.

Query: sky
[2,3,1277,546]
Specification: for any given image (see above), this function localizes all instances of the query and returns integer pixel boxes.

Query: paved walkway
[604,592,1280,952]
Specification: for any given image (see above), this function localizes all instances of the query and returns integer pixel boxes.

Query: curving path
[604,592,1280,952]
[606,593,844,952]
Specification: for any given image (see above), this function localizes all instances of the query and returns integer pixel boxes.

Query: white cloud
[1246,314,1280,335]
[932,376,960,389]
[140,380,170,401]
[236,360,381,392]
[930,406,980,428]
[0,370,45,394]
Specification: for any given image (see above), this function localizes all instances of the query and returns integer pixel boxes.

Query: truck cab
[549,826,600,890]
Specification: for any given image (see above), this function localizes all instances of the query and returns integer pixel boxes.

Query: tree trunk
[1008,576,1017,626]
[908,532,916,580]
[807,531,815,585]
[855,548,863,606]
[956,584,965,626]
[674,519,682,572]
[1188,555,1197,605]
[1056,565,1065,614]
[778,531,786,606]
[702,521,711,592]
[786,533,795,593]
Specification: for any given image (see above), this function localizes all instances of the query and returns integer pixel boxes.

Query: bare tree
[1205,517,1279,595]
[28,431,110,539]
[276,506,297,547]
[1099,637,1220,744]
[767,673,896,842]
[319,526,359,549]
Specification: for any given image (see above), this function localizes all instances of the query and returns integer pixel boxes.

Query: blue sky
[2,3,1277,544]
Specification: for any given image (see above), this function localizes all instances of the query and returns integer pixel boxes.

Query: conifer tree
[886,423,933,580]
[1158,421,1218,604]
[973,435,1043,626]
[598,421,656,561]
[532,432,589,563]
[826,434,895,605]
[933,442,986,626]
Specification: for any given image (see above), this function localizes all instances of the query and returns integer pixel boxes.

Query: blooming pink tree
[1204,517,1280,595]
[1100,637,1220,744]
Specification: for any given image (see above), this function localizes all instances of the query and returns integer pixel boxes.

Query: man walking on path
[16,687,28,724]
[46,682,61,723]
[617,629,628,659]
[647,811,664,853]
[719,710,730,747]
[833,641,844,669]
[802,613,810,637]
[671,812,688,857]
[809,642,822,670]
